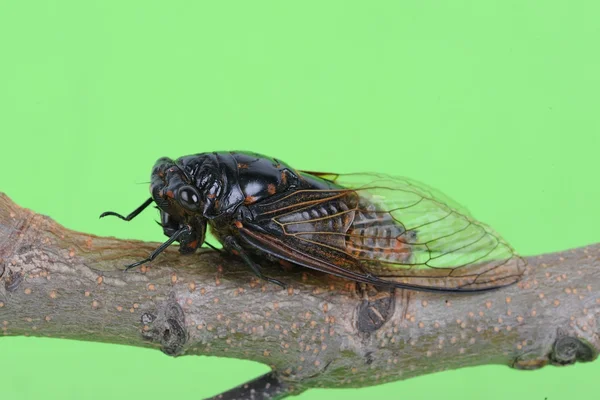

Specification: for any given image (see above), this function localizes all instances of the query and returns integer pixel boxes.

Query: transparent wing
[286,171,527,291]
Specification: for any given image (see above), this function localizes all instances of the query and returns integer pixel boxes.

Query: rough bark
[0,192,598,399]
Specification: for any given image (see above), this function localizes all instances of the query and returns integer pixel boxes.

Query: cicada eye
[177,186,201,211]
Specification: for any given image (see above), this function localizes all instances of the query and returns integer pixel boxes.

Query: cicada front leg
[222,236,286,288]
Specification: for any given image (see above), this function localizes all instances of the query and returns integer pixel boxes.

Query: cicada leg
[223,236,286,288]
[203,241,224,254]
[123,226,192,271]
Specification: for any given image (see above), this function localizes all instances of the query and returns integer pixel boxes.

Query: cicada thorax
[175,152,272,218]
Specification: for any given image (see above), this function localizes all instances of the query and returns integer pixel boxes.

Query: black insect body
[100,151,526,292]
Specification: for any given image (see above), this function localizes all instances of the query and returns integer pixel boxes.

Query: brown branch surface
[0,193,599,399]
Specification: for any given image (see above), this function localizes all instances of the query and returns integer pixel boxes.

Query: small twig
[207,372,290,400]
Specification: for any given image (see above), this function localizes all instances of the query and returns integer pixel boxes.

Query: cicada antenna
[99,198,153,221]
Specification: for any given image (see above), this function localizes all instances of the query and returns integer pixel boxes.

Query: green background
[1,1,599,399]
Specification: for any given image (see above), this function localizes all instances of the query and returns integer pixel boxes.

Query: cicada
[100,151,526,292]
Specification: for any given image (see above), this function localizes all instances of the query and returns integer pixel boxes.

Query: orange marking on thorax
[281,170,288,185]
[244,195,257,205]
[234,221,243,228]
[267,184,276,195]
[166,190,174,198]
[237,163,249,169]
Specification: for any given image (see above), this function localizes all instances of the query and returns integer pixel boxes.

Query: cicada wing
[298,170,341,184]
[236,223,390,287]
[248,172,526,292]
[299,170,473,216]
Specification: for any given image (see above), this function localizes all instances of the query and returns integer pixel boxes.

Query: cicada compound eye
[177,185,201,211]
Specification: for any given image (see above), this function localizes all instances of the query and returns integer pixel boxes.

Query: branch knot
[141,295,188,356]
[551,329,596,365]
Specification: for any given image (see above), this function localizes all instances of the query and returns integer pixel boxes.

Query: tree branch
[0,193,598,399]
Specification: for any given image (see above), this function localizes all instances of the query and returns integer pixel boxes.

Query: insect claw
[122,263,138,272]
[266,277,286,288]
[122,258,150,272]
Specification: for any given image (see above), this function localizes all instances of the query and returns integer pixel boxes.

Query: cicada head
[150,157,207,253]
